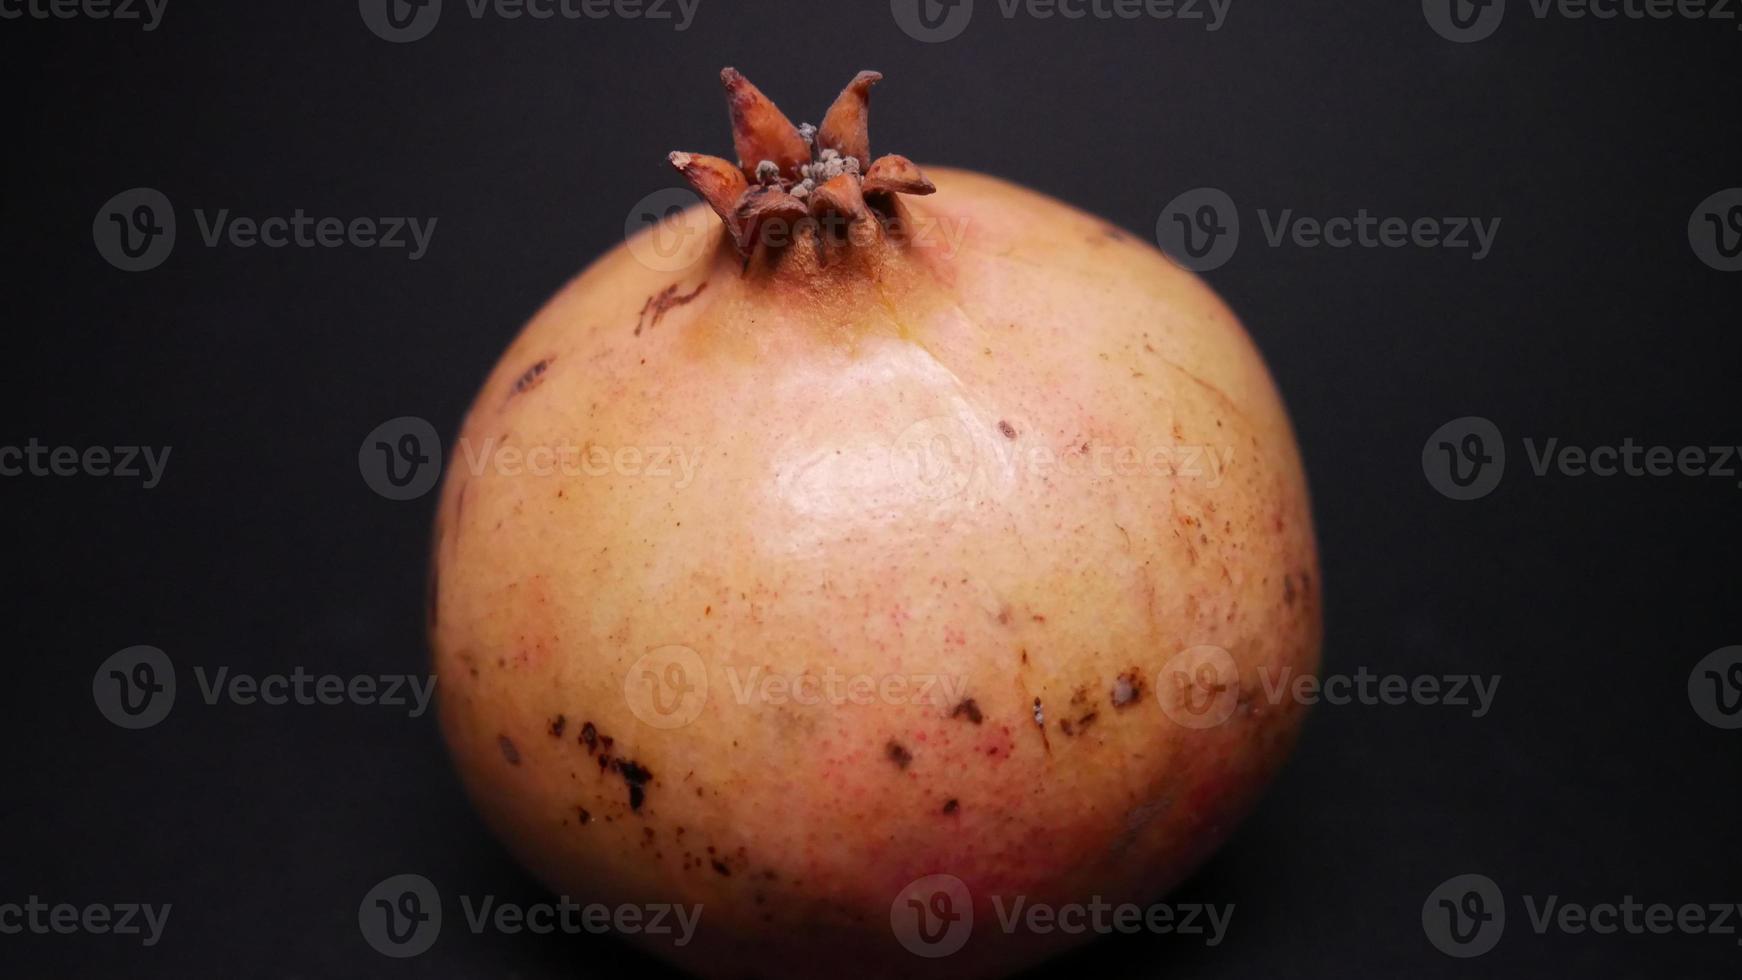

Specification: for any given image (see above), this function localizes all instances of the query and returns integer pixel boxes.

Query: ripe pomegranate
[430,68,1319,978]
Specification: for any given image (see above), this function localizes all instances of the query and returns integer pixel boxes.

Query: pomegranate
[430,68,1319,978]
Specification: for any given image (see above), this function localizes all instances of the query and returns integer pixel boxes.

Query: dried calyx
[669,68,936,261]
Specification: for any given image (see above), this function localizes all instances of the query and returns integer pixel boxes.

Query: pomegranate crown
[668,68,936,259]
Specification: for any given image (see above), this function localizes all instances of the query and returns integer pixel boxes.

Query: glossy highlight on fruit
[431,67,1321,979]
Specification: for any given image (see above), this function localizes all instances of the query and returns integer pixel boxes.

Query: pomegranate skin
[430,167,1320,978]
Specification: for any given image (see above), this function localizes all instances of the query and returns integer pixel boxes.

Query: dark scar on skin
[580,721,598,753]
[951,699,983,724]
[549,715,566,738]
[998,420,1017,439]
[609,758,654,811]
[506,357,554,402]
[886,740,913,770]
[943,799,959,814]
[635,282,708,336]
[498,735,520,765]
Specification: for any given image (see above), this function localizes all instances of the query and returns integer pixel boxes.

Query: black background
[4,0,1739,977]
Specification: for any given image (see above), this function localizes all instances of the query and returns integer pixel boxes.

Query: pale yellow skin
[431,168,1320,978]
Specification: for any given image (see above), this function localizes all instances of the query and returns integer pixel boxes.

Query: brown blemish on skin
[580,721,598,753]
[1112,670,1145,708]
[886,740,913,769]
[498,735,520,765]
[577,807,591,825]
[998,420,1017,439]
[942,799,959,814]
[950,699,983,725]
[506,357,553,402]
[1060,711,1100,736]
[549,715,567,738]
[635,282,708,336]
[712,859,732,876]
[610,758,654,811]
[1284,574,1297,606]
